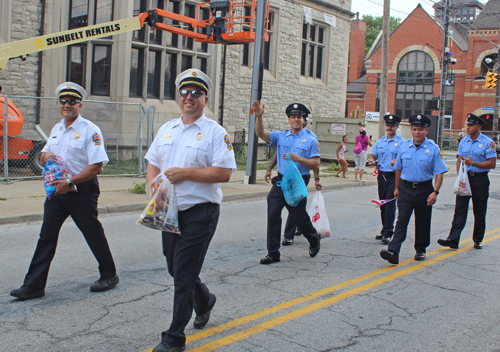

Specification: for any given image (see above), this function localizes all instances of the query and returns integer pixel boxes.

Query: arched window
[395,51,435,119]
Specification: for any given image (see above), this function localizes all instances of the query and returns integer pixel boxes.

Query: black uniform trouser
[284,175,310,239]
[378,172,397,237]
[23,177,116,290]
[388,181,433,256]
[161,202,219,348]
[267,175,319,258]
[448,172,490,244]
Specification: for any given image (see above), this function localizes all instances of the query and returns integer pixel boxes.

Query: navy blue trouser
[388,181,433,255]
[448,172,489,244]
[161,202,219,347]
[378,172,397,237]
[23,177,116,290]
[284,175,310,239]
[267,175,319,258]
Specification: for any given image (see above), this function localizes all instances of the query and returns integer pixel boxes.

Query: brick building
[345,0,500,144]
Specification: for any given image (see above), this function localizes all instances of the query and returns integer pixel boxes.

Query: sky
[350,0,436,21]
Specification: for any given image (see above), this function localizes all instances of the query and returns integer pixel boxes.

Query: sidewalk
[0,151,459,225]
[0,165,381,225]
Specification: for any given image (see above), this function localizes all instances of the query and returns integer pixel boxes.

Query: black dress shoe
[10,285,45,300]
[437,239,458,249]
[381,236,391,244]
[380,250,399,264]
[282,238,294,246]
[375,235,383,240]
[309,233,321,257]
[90,275,119,292]
[152,342,185,352]
[474,242,483,249]
[260,255,280,264]
[414,252,426,261]
[194,295,216,329]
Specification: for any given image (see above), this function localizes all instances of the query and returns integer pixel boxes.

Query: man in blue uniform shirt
[253,100,321,264]
[369,114,406,244]
[380,114,448,264]
[438,113,497,250]
[265,114,322,246]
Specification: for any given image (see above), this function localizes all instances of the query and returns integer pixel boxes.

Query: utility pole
[379,0,390,138]
[493,27,500,143]
[437,0,450,147]
[244,0,267,184]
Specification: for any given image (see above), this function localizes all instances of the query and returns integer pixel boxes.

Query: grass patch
[102,159,140,175]
[326,161,341,172]
[0,197,6,201]
[131,182,146,194]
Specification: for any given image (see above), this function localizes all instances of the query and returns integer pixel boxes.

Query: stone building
[1,0,353,151]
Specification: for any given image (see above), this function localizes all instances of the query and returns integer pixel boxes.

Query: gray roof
[434,0,484,8]
[472,0,500,28]
[347,75,366,93]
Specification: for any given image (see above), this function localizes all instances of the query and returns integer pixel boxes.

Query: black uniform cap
[465,113,486,126]
[409,114,431,127]
[286,103,310,117]
[384,114,401,125]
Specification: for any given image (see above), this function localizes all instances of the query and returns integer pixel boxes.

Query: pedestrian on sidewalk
[265,117,322,246]
[254,101,321,265]
[10,82,119,301]
[354,127,372,181]
[438,114,496,250]
[145,69,236,352]
[369,114,406,244]
[335,134,349,178]
[380,114,447,264]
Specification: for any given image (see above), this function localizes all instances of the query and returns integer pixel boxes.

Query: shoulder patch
[92,132,102,146]
[491,142,496,150]
[224,134,233,151]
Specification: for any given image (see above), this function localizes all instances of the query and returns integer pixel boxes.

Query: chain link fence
[1,95,154,181]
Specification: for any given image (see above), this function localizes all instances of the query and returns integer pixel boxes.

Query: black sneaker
[10,285,45,300]
[414,252,426,261]
[90,275,119,292]
[282,238,294,246]
[381,236,391,244]
[380,250,399,264]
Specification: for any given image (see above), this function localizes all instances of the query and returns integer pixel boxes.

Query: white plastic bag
[307,190,331,238]
[137,174,180,234]
[453,160,472,197]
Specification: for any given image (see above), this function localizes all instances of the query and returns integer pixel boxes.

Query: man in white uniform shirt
[10,82,118,300]
[146,69,236,352]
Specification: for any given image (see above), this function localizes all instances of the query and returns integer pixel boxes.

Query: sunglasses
[179,89,205,98]
[59,99,80,106]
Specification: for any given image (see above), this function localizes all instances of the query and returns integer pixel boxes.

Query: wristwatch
[432,190,439,195]
[66,179,76,191]
[315,178,320,181]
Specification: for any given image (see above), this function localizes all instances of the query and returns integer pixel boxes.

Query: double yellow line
[144,228,500,352]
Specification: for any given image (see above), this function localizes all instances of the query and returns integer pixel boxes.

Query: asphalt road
[1,174,500,352]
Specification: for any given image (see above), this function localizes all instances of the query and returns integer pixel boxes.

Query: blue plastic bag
[277,153,308,207]
[43,157,72,200]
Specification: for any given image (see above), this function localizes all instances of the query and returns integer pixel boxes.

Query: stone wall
[0,0,42,134]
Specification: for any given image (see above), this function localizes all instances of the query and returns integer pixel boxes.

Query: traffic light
[486,114,492,120]
[485,71,498,89]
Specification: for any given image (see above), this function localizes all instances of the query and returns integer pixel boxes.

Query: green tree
[363,15,401,56]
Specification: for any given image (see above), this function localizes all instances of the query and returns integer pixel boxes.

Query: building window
[130,0,211,100]
[67,45,86,87]
[444,74,455,116]
[69,0,89,29]
[241,8,276,71]
[395,51,435,119]
[94,0,113,24]
[133,0,147,42]
[444,115,452,130]
[129,48,144,97]
[300,22,326,79]
[91,45,111,95]
[147,50,161,98]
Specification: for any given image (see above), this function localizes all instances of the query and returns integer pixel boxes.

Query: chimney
[348,12,366,84]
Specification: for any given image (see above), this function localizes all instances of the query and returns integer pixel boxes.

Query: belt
[401,179,432,188]
[379,171,395,175]
[467,171,488,177]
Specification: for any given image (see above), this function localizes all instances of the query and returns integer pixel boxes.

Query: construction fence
[1,95,155,181]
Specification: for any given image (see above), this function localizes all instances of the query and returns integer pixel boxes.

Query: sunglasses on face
[59,99,80,106]
[179,89,205,98]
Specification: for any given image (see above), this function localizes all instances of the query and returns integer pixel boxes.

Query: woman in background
[335,134,349,178]
[354,127,372,181]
